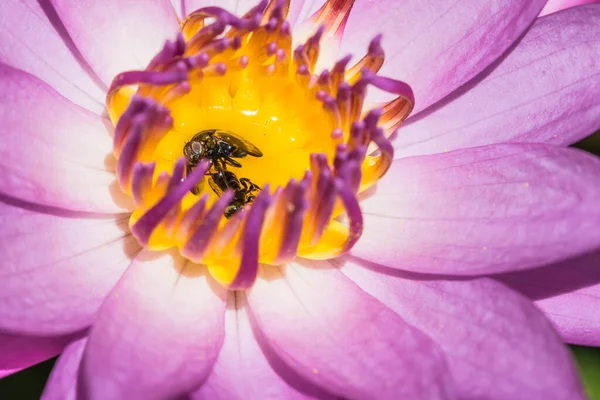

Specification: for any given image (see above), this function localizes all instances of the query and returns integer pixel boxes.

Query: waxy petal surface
[541,0,600,15]
[0,199,137,335]
[41,338,87,400]
[0,0,106,113]
[179,1,259,17]
[247,261,453,400]
[498,250,600,347]
[50,0,180,85]
[352,143,600,275]
[81,252,226,400]
[193,292,327,400]
[394,5,600,158]
[0,332,75,379]
[341,257,585,400]
[341,0,546,113]
[176,0,310,26]
[0,64,130,213]
[292,0,327,27]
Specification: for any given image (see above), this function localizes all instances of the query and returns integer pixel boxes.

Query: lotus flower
[1,0,600,399]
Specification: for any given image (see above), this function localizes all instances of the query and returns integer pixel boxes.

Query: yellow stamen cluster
[105,0,413,288]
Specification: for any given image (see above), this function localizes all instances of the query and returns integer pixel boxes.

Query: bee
[183,129,263,195]
[184,129,262,171]
[208,169,261,218]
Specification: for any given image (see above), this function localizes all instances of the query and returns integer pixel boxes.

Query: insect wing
[214,130,263,158]
[190,129,217,143]
[208,175,225,197]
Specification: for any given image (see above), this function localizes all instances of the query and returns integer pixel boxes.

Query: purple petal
[0,64,131,213]
[352,143,600,275]
[340,0,546,113]
[0,199,136,335]
[81,251,226,399]
[294,0,327,26]
[0,369,18,379]
[287,0,318,27]
[170,0,209,19]
[498,250,600,346]
[41,338,87,400]
[0,0,106,113]
[0,332,76,379]
[179,1,258,17]
[169,0,185,18]
[247,261,454,400]
[192,292,327,400]
[341,257,585,400]
[177,0,311,27]
[541,0,600,15]
[394,5,600,158]
[51,0,180,85]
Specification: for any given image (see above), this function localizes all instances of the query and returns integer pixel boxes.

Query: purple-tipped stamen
[107,0,415,287]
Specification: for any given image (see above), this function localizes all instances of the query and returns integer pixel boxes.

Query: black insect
[183,129,263,195]
[184,129,262,171]
[208,169,261,218]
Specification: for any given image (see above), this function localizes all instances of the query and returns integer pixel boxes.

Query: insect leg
[239,178,251,191]
[224,156,242,168]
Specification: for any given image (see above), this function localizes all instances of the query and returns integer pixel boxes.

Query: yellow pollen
[105,1,413,288]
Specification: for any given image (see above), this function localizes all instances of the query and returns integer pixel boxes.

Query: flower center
[106,0,414,288]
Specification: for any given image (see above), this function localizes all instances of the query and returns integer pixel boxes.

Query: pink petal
[352,143,600,275]
[0,368,19,379]
[0,0,106,114]
[394,5,600,158]
[41,338,87,400]
[0,332,75,379]
[171,0,214,18]
[341,257,585,400]
[169,0,188,18]
[81,251,227,399]
[247,261,454,400]
[0,63,131,213]
[192,292,326,400]
[340,0,546,113]
[177,0,310,27]
[498,250,600,346]
[180,1,257,16]
[290,0,326,27]
[0,199,137,335]
[50,0,180,85]
[541,0,600,15]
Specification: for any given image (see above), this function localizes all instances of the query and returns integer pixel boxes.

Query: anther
[347,34,385,80]
[181,190,235,262]
[131,162,156,206]
[107,0,415,287]
[312,0,355,37]
[131,159,210,246]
